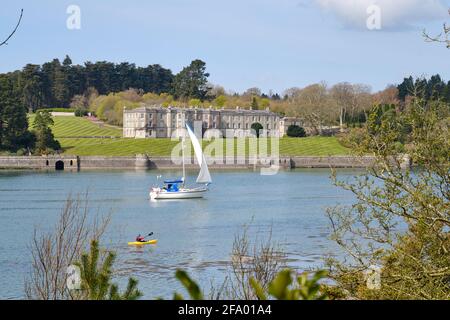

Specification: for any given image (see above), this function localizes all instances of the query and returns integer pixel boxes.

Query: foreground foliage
[327,98,450,299]
[25,193,111,300]
[76,240,142,300]
[172,269,328,300]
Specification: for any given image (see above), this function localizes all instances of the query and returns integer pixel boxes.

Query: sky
[0,0,449,94]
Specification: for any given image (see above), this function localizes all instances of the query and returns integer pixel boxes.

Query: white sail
[186,124,212,184]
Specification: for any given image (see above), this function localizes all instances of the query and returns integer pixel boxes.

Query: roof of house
[124,105,279,116]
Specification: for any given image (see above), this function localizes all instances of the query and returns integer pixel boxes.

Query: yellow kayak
[128,239,158,246]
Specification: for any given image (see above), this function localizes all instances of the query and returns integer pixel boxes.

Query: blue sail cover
[164,179,184,184]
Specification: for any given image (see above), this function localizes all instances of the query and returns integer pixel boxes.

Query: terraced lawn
[28,115,350,156]
[58,138,179,156]
[58,137,349,157]
[279,137,349,156]
[28,115,122,137]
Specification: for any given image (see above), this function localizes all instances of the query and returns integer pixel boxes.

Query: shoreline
[0,155,404,170]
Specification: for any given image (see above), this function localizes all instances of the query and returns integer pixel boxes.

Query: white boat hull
[150,187,207,200]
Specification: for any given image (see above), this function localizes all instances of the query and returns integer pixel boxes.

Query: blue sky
[1,0,449,94]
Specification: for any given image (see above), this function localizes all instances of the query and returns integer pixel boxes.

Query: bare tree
[372,85,400,106]
[0,9,23,47]
[330,82,353,132]
[25,192,111,300]
[423,9,450,48]
[287,83,339,135]
[210,224,287,300]
[330,83,373,132]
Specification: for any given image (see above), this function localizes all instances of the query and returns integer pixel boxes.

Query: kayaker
[136,234,146,242]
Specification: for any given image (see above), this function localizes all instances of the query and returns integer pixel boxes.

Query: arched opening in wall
[46,160,49,166]
[55,160,64,171]
[70,160,73,166]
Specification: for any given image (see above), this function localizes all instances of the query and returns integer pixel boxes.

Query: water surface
[0,168,358,299]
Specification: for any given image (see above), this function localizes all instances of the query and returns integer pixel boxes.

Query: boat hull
[128,239,158,246]
[150,187,207,200]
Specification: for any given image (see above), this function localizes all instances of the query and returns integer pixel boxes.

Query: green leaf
[268,269,292,299]
[249,277,268,300]
[175,269,203,300]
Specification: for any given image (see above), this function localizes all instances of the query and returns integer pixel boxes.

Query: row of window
[126,113,278,123]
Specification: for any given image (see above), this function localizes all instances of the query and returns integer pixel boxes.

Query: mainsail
[186,124,212,184]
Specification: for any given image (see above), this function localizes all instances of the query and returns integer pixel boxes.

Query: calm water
[0,168,358,299]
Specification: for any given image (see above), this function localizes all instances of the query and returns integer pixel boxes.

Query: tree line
[1,54,449,152]
[1,56,217,112]
[72,75,450,132]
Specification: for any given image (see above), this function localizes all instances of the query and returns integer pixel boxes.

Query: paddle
[143,232,154,240]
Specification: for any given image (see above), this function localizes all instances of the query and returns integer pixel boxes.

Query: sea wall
[0,156,79,170]
[289,156,377,168]
[0,154,402,170]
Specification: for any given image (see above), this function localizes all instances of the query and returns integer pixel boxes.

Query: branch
[422,9,450,49]
[0,9,24,47]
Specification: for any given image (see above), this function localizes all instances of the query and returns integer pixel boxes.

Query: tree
[171,59,210,100]
[189,98,201,107]
[0,75,33,151]
[244,87,261,97]
[214,95,227,108]
[32,110,60,154]
[20,64,44,112]
[51,58,70,107]
[327,98,450,299]
[286,83,338,135]
[26,192,111,300]
[76,240,142,300]
[207,85,226,99]
[251,122,263,138]
[423,9,450,48]
[373,85,399,106]
[260,98,270,110]
[286,125,306,137]
[331,82,354,132]
[397,76,415,102]
[250,97,259,110]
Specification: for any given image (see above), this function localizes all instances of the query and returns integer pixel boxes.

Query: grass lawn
[28,114,122,137]
[29,115,350,156]
[58,136,349,157]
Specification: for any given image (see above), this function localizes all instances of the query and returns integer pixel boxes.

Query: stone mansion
[123,105,302,138]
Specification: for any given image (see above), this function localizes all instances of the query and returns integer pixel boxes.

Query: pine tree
[0,75,32,151]
[20,64,44,111]
[32,110,60,154]
[76,240,142,300]
[251,97,259,110]
[171,59,210,100]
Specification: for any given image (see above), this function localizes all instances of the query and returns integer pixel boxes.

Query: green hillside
[28,115,349,156]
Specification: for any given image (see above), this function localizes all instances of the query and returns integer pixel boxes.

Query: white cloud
[315,0,449,30]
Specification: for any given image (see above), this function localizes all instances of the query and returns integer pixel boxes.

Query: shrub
[75,109,88,117]
[39,108,76,113]
[286,125,306,137]
[251,123,263,138]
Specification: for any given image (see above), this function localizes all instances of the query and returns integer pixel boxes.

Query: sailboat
[149,124,212,200]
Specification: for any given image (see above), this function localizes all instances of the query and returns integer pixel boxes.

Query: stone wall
[78,156,139,169]
[0,156,78,170]
[290,156,377,168]
[0,155,407,170]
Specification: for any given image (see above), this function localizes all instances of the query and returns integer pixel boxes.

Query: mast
[182,135,186,187]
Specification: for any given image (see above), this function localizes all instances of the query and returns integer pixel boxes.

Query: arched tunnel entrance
[55,160,64,171]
